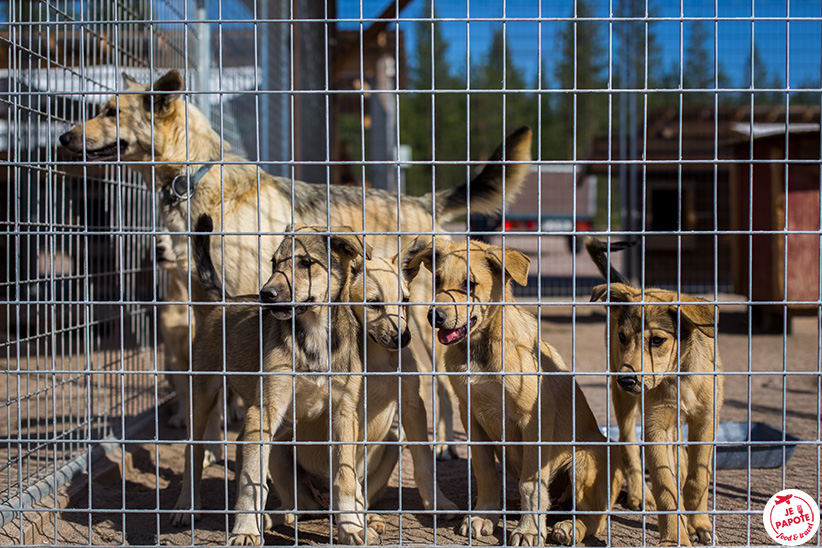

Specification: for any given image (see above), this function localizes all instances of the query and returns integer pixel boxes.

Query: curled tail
[427,125,532,222]
[193,214,232,302]
[584,237,634,285]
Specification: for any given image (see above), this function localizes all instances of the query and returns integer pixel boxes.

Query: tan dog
[59,70,533,458]
[265,239,459,529]
[407,238,623,546]
[156,233,193,430]
[171,215,371,546]
[587,237,724,546]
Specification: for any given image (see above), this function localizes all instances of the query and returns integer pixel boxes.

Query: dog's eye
[367,300,383,311]
[618,333,627,344]
[104,107,117,117]
[299,257,313,268]
[650,336,666,348]
[401,296,410,304]
[462,279,471,293]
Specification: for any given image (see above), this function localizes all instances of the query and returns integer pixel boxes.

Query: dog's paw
[337,513,372,545]
[169,509,198,527]
[458,515,496,538]
[435,444,459,461]
[203,447,221,468]
[170,496,200,527]
[227,533,262,546]
[551,519,580,546]
[689,526,713,545]
[509,526,545,546]
[167,413,186,429]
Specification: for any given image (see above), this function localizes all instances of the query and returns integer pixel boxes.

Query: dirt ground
[3,302,820,547]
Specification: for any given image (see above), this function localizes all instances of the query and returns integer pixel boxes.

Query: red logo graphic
[763,489,820,546]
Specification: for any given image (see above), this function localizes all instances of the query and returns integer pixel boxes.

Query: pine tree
[683,20,715,106]
[469,26,536,162]
[399,0,466,195]
[553,0,607,159]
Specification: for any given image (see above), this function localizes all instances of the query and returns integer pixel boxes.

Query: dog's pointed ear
[400,236,432,282]
[486,245,530,287]
[591,283,634,303]
[329,227,371,261]
[121,72,143,91]
[679,296,717,338]
[405,239,436,277]
[147,70,184,114]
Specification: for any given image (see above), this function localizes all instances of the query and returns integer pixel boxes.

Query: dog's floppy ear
[122,72,143,91]
[486,245,530,287]
[329,227,372,261]
[590,283,634,303]
[400,236,432,282]
[678,296,717,339]
[147,70,184,114]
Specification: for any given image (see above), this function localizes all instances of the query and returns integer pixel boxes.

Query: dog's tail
[425,126,532,222]
[193,214,232,302]
[584,236,633,285]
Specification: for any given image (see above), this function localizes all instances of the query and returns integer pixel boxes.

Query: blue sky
[337,0,822,90]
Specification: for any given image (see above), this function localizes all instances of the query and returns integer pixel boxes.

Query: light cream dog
[407,238,623,546]
[59,70,533,458]
[587,237,724,546]
[264,238,459,530]
[171,215,370,546]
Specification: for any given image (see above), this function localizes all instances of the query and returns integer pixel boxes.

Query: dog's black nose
[260,286,279,303]
[617,375,639,391]
[59,132,72,147]
[428,307,447,328]
[399,329,411,348]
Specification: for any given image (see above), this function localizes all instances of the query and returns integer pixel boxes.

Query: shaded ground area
[2,304,819,546]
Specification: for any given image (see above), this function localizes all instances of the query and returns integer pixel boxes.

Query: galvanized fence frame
[1,1,820,547]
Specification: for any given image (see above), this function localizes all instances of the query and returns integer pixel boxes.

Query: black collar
[159,163,213,206]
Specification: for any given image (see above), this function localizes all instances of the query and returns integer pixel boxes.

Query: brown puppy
[587,237,724,546]
[265,240,459,528]
[407,238,622,546]
[171,215,370,546]
[59,70,533,459]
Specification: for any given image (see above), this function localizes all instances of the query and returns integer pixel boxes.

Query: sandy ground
[2,304,820,547]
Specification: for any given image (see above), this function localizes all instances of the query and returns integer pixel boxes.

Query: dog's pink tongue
[437,328,462,344]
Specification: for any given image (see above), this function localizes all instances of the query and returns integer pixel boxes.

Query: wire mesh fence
[1,0,820,547]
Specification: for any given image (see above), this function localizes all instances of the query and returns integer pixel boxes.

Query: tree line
[397,0,818,196]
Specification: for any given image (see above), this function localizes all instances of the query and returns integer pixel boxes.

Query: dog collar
[160,163,213,206]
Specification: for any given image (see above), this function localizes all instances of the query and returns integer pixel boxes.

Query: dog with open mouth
[59,70,534,460]
[407,237,623,546]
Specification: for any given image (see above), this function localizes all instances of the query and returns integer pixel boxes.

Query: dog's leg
[166,368,188,429]
[458,411,501,539]
[683,414,716,544]
[434,363,459,460]
[230,377,292,546]
[509,424,551,546]
[613,383,655,511]
[171,375,220,526]
[646,424,691,546]
[265,427,325,529]
[365,435,398,506]
[398,356,459,515]
[203,392,225,467]
[409,313,458,460]
[330,373,376,545]
[552,443,623,545]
